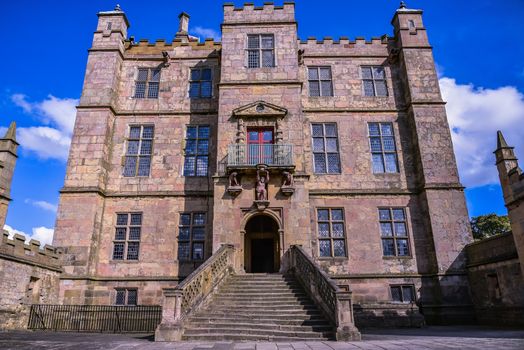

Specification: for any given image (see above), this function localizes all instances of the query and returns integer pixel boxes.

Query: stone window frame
[316,208,348,259]
[189,67,213,99]
[360,66,388,97]
[183,125,210,177]
[367,122,399,174]
[177,212,206,262]
[307,66,334,97]
[246,34,276,68]
[123,125,154,177]
[115,288,138,306]
[389,284,416,303]
[311,123,342,174]
[112,212,142,261]
[378,207,411,258]
[133,67,161,99]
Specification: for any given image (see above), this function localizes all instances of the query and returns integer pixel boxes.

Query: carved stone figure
[282,171,293,187]
[256,167,270,201]
[229,171,240,187]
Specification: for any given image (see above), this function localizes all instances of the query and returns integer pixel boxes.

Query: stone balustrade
[155,244,235,341]
[288,245,361,341]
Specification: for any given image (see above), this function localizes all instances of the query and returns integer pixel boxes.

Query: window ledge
[318,257,349,261]
[382,256,413,260]
[110,260,140,263]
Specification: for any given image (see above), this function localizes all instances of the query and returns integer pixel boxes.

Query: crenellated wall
[0,231,62,329]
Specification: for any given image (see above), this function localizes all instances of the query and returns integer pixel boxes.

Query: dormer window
[247,34,275,68]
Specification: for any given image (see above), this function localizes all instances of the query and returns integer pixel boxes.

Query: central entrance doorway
[244,215,280,273]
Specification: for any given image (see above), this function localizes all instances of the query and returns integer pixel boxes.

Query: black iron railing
[28,304,162,333]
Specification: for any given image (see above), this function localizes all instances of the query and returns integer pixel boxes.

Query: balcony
[227,144,294,170]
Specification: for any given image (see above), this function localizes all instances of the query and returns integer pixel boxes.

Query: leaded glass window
[112,213,142,261]
[178,212,206,261]
[312,123,341,174]
[368,122,398,174]
[123,125,154,177]
[379,208,410,257]
[390,285,415,303]
[115,289,138,306]
[247,34,275,68]
[361,66,388,97]
[189,68,212,98]
[308,66,333,97]
[317,208,347,258]
[183,125,209,176]
[134,68,161,99]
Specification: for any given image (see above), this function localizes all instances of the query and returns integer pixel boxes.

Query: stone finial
[496,130,510,149]
[399,1,407,9]
[114,4,122,12]
[3,121,16,141]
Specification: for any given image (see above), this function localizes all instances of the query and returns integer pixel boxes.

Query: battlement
[223,2,295,24]
[298,35,392,57]
[124,38,221,56]
[0,231,62,271]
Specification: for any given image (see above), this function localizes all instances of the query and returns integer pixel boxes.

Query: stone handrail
[288,245,361,341]
[155,244,235,341]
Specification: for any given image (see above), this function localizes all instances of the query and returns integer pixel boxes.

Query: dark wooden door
[251,239,275,273]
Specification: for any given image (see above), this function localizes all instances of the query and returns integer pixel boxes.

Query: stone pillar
[175,12,190,42]
[155,289,184,341]
[335,290,361,341]
[0,122,18,231]
[391,3,473,323]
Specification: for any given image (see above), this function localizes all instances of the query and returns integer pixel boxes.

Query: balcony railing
[227,144,294,167]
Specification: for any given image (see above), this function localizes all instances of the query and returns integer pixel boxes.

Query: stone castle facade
[47,1,474,326]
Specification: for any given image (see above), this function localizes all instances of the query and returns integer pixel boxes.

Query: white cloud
[25,199,58,212]
[3,225,54,247]
[18,126,71,160]
[31,227,55,246]
[0,127,6,137]
[11,94,78,161]
[191,26,221,41]
[440,77,524,188]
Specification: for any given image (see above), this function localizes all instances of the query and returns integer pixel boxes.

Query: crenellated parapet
[223,2,295,24]
[298,35,392,57]
[124,38,221,56]
[0,231,62,271]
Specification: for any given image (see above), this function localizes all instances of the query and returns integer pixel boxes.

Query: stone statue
[256,167,270,201]
[282,171,293,187]
[229,171,240,187]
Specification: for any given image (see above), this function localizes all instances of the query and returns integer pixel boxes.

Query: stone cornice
[76,105,217,116]
[60,275,183,282]
[331,271,468,279]
[221,21,297,28]
[219,80,302,87]
[60,186,213,198]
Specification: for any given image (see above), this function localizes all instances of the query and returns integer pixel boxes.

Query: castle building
[53,2,474,329]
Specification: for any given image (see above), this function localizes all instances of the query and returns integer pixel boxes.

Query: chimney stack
[175,12,190,42]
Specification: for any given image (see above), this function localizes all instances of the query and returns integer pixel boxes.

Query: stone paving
[1,326,524,350]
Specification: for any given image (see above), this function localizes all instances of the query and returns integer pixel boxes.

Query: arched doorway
[244,215,280,273]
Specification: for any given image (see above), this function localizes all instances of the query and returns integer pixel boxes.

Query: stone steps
[182,273,334,341]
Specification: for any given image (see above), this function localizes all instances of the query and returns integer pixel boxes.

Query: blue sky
[1,0,524,244]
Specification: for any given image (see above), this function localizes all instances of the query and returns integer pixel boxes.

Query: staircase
[182,273,335,341]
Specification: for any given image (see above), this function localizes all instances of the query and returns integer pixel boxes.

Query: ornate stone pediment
[232,101,287,118]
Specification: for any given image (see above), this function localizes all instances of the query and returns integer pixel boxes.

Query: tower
[0,122,18,230]
[494,131,524,276]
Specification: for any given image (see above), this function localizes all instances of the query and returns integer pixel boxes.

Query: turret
[0,121,18,229]
[494,130,520,203]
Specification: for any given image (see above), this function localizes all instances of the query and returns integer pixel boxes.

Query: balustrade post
[155,288,184,341]
[335,290,361,341]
